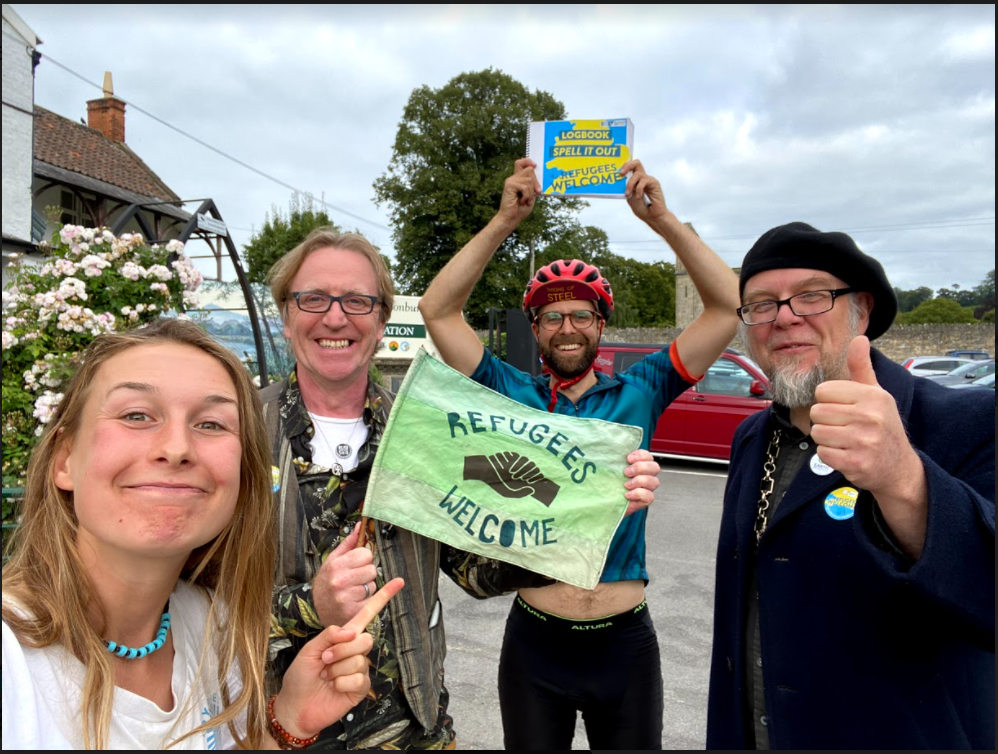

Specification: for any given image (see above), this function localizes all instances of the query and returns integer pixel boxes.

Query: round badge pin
[824,487,859,521]
[810,454,835,476]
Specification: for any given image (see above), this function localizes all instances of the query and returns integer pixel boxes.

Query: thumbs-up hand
[810,336,919,497]
[844,334,880,386]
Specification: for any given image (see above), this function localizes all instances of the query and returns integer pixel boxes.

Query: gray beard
[762,342,852,409]
[769,361,828,408]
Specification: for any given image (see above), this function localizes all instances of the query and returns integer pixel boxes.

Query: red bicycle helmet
[522,259,614,320]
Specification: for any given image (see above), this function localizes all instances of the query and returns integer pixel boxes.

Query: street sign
[380,295,438,359]
[196,213,228,237]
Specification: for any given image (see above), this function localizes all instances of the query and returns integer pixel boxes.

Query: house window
[59,189,95,227]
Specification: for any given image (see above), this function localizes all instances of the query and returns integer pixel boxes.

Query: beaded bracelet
[267,694,319,750]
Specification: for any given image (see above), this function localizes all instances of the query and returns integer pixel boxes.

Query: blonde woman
[2,319,402,749]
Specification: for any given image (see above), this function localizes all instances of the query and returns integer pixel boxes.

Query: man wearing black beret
[706,222,995,749]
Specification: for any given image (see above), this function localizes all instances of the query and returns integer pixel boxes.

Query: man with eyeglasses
[258,228,663,749]
[706,222,995,749]
[419,158,741,749]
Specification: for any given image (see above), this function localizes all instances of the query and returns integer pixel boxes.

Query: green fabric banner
[365,348,643,590]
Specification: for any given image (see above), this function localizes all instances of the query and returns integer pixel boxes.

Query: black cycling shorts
[497,595,663,750]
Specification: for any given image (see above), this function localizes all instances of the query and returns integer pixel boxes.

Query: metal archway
[111,198,271,386]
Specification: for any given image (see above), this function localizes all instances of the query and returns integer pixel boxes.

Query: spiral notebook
[526,118,634,197]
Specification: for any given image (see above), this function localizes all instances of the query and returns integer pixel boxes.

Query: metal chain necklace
[310,414,366,476]
[753,429,783,546]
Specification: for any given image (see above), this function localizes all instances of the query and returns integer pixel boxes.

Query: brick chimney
[86,71,126,142]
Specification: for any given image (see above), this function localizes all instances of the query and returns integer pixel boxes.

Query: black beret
[739,222,898,340]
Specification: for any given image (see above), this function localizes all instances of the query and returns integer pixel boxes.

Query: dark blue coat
[706,350,995,749]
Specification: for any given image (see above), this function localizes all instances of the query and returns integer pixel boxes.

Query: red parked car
[594,343,772,462]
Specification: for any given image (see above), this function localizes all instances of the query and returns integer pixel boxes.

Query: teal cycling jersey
[470,343,696,582]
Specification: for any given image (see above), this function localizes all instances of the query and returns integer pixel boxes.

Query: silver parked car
[901,356,976,377]
[926,360,996,387]
[951,372,995,391]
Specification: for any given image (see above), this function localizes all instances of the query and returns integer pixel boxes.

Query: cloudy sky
[11,4,995,292]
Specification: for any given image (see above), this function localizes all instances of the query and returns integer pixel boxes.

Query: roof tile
[33,105,181,202]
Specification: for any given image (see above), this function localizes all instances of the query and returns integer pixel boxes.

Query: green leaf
[296,595,323,629]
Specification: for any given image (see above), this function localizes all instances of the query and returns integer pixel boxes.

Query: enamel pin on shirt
[824,487,859,520]
[810,453,835,476]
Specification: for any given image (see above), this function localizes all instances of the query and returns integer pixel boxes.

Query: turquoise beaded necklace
[103,603,171,660]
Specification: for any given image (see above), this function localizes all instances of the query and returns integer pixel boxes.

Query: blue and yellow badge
[271,465,281,493]
[824,486,858,520]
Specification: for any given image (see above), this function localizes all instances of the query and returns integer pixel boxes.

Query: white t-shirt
[2,581,242,750]
[308,412,369,473]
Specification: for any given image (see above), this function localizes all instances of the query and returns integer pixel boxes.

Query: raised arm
[419,158,541,376]
[621,160,740,379]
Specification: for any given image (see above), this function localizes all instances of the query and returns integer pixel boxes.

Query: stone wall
[674,260,701,330]
[872,323,995,362]
[603,326,685,345]
[603,323,995,363]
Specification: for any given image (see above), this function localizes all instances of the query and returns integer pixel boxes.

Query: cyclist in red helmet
[521,258,615,409]
[420,157,740,750]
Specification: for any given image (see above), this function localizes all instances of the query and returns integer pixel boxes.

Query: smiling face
[53,343,242,566]
[741,267,872,407]
[283,247,386,395]
[532,299,603,379]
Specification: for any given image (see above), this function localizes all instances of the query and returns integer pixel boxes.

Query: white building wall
[2,8,38,245]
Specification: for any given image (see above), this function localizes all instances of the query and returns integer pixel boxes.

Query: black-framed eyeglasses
[737,288,855,325]
[290,291,379,315]
[534,309,601,331]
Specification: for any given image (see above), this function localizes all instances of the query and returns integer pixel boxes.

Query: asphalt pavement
[439,459,728,750]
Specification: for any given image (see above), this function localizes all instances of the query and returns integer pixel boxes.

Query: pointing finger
[345,578,405,633]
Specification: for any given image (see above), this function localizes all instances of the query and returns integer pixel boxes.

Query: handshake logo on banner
[463,452,561,506]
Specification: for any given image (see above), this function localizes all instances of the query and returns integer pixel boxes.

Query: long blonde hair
[2,318,275,748]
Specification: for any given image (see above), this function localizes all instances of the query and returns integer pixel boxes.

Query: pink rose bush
[2,227,202,485]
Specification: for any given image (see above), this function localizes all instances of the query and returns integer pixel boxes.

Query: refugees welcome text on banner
[365,348,643,590]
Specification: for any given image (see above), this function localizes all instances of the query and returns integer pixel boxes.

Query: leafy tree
[244,193,342,283]
[537,225,676,327]
[935,283,982,308]
[973,269,995,320]
[932,271,995,318]
[982,309,995,324]
[898,297,977,324]
[373,69,583,327]
[976,269,996,300]
[893,286,934,313]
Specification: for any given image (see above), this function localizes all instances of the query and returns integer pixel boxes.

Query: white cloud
[11,3,994,292]
[941,26,995,60]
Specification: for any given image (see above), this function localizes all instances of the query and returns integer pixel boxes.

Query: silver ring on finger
[363,583,371,599]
